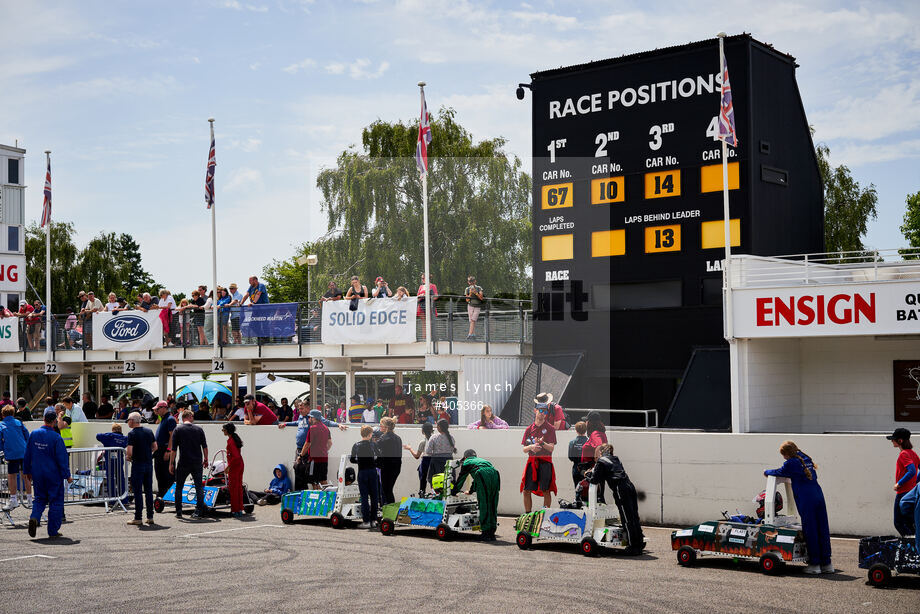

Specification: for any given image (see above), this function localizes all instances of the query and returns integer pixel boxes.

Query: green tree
[816,143,878,255]
[116,233,159,298]
[24,221,82,312]
[264,108,532,302]
[900,190,920,259]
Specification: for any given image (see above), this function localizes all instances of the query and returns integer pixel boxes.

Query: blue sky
[2,0,918,294]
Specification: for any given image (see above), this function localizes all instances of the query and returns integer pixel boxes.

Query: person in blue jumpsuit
[23,408,72,538]
[764,440,833,574]
[96,423,129,501]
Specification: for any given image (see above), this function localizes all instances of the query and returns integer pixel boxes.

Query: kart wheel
[516,532,532,550]
[380,519,395,536]
[867,564,891,587]
[436,523,451,541]
[581,537,599,557]
[244,504,254,515]
[280,509,294,525]
[677,546,696,566]
[759,553,784,575]
[153,498,164,514]
[330,512,345,529]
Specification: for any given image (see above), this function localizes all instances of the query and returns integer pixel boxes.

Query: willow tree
[267,108,532,303]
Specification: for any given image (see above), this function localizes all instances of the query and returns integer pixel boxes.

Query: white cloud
[510,10,577,30]
[52,75,180,101]
[811,82,920,142]
[324,58,389,79]
[225,167,264,193]
[283,58,316,74]
[4,56,76,79]
[827,139,920,168]
[250,62,261,71]
[219,0,269,11]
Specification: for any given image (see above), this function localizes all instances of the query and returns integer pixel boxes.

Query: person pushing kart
[585,443,644,555]
[451,450,501,541]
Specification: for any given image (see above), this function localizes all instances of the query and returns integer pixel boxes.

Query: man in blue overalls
[23,408,72,538]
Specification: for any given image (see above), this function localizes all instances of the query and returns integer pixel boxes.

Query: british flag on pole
[205,132,216,209]
[415,88,432,176]
[718,45,739,147]
[41,157,52,227]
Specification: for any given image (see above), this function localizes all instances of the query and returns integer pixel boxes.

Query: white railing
[729,248,920,289]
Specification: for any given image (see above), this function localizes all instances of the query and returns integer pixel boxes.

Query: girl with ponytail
[764,440,833,575]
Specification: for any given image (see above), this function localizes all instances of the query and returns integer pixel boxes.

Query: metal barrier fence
[12,296,533,353]
[65,446,129,512]
[1,447,129,525]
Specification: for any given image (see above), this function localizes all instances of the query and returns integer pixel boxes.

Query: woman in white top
[155,289,177,345]
[104,292,119,312]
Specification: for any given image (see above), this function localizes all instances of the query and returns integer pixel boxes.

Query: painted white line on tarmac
[180,524,284,538]
[0,554,57,562]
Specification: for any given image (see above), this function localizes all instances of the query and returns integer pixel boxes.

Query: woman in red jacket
[222,422,245,517]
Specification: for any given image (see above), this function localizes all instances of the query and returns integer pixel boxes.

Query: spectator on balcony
[193,399,211,422]
[243,394,278,425]
[63,307,79,349]
[189,289,207,346]
[348,394,366,423]
[104,292,119,312]
[388,386,415,424]
[29,300,45,350]
[242,276,269,305]
[416,395,435,424]
[216,286,232,345]
[372,277,392,298]
[176,298,192,345]
[417,274,438,318]
[464,276,484,340]
[155,289,177,346]
[321,281,343,302]
[17,300,35,350]
[228,283,243,344]
[344,276,368,304]
[116,398,130,421]
[394,286,410,301]
[468,405,509,430]
[81,291,104,348]
[203,288,214,343]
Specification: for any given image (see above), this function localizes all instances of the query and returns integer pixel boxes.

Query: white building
[0,143,27,311]
[726,250,920,433]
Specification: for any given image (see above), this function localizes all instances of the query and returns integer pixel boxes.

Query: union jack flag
[205,132,216,209]
[415,88,432,176]
[41,157,51,227]
[718,46,738,147]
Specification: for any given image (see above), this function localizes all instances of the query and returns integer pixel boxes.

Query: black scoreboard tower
[527,35,823,429]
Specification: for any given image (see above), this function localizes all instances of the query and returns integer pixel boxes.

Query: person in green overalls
[450,449,501,541]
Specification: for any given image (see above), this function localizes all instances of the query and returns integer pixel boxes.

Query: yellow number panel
[644,224,681,253]
[591,229,626,257]
[700,219,741,249]
[541,233,574,261]
[541,182,574,210]
[644,170,681,199]
[590,177,625,204]
[700,162,740,193]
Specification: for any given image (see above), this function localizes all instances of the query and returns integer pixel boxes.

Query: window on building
[593,280,682,310]
[7,226,18,252]
[7,159,19,184]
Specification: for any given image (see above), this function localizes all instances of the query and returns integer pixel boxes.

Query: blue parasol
[176,380,233,404]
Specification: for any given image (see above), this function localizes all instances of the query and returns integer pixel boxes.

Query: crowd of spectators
[3,271,488,350]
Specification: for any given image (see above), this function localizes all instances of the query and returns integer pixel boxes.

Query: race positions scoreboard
[527,35,823,427]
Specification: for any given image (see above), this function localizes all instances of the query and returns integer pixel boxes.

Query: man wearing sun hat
[534,392,567,431]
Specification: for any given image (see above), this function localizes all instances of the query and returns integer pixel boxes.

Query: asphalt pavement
[0,503,917,613]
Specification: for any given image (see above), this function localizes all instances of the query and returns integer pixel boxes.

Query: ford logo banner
[102,315,151,343]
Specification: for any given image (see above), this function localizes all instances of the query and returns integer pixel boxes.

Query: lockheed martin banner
[240,303,298,338]
[732,280,920,338]
[321,297,417,345]
[92,311,163,351]
[0,317,20,351]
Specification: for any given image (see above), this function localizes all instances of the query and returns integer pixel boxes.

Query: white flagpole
[44,150,52,362]
[209,118,219,358]
[718,33,734,341]
[418,81,432,353]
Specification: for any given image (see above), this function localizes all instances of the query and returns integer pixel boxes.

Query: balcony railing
[730,248,920,289]
[5,295,532,355]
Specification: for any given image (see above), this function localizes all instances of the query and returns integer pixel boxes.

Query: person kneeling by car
[586,443,644,555]
[450,450,501,541]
